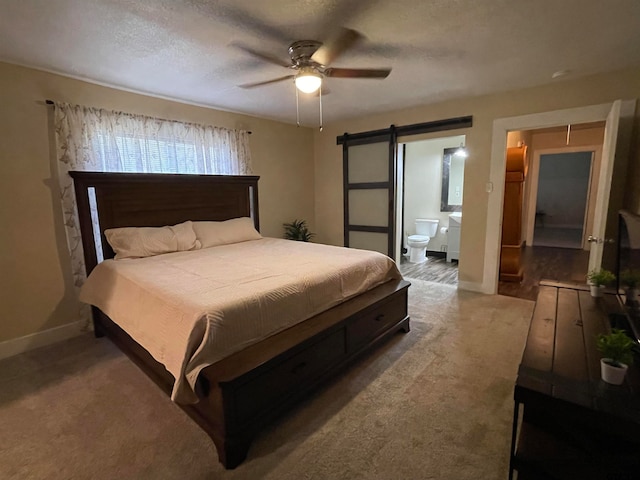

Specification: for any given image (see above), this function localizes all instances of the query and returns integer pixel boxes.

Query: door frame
[525,147,599,249]
[477,100,635,295]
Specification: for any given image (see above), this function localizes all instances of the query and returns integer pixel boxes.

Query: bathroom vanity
[446,212,461,262]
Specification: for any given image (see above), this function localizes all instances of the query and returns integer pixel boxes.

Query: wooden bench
[509,282,640,480]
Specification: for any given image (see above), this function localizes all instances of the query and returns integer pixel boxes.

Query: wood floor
[398,245,589,299]
[398,255,458,285]
[498,245,589,301]
[533,226,583,249]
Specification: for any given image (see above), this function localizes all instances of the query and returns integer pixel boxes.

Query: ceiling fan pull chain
[319,86,323,132]
[296,85,300,127]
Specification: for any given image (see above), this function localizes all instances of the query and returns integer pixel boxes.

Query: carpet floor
[0,279,534,480]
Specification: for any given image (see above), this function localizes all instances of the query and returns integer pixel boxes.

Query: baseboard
[0,320,85,361]
[457,280,488,293]
[500,270,524,282]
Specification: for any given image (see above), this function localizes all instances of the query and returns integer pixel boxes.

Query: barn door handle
[587,236,614,244]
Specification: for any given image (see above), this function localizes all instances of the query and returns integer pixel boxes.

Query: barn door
[343,131,396,256]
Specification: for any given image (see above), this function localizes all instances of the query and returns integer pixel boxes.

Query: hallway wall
[537,152,592,229]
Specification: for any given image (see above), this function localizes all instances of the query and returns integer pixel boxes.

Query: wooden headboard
[69,171,260,275]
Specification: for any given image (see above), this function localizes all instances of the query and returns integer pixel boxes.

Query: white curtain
[53,101,253,324]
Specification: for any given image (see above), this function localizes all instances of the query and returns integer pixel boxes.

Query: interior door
[587,100,621,272]
[343,134,396,256]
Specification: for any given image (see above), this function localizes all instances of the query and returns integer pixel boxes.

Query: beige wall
[313,66,640,288]
[3,61,640,345]
[0,62,314,343]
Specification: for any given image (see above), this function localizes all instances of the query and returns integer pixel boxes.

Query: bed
[70,171,410,469]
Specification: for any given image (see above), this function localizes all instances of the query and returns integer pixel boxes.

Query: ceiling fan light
[295,69,322,93]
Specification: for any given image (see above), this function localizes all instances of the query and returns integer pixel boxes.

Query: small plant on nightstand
[596,328,636,385]
[586,269,616,297]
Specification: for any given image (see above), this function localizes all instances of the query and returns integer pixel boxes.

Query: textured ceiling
[1,0,640,126]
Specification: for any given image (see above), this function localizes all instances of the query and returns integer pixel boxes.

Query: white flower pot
[600,358,628,385]
[590,285,605,297]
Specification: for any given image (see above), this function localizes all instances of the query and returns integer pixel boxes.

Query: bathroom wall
[402,135,466,253]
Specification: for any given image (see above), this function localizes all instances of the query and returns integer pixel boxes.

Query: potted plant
[621,269,640,306]
[586,269,616,297]
[596,328,636,385]
[283,219,315,242]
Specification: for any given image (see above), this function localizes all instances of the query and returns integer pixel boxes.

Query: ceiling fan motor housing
[288,40,322,66]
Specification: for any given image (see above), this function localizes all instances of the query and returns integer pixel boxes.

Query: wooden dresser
[509,282,640,479]
[500,145,527,282]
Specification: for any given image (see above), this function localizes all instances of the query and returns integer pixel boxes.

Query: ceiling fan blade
[310,28,363,66]
[238,75,295,89]
[231,42,292,68]
[324,67,391,79]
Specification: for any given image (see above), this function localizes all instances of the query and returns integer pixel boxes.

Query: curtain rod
[45,99,252,134]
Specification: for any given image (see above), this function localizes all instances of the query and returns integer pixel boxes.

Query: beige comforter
[80,238,401,404]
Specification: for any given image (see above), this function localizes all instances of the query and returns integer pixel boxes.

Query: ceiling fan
[235,28,391,92]
[234,28,391,128]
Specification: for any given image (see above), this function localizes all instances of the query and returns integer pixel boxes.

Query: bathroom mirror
[440,147,464,212]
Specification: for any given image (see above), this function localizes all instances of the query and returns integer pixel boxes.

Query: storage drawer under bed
[232,329,347,423]
[346,293,407,351]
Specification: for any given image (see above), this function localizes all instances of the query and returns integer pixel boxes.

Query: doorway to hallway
[483,100,635,295]
[532,151,593,249]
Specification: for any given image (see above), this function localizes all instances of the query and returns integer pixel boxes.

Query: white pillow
[105,221,200,259]
[192,217,262,249]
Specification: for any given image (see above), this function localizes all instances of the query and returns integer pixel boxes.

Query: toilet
[407,219,439,264]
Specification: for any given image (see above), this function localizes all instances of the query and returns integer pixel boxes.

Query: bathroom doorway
[395,134,466,285]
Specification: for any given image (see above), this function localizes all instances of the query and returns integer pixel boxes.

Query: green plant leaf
[596,328,636,366]
[586,269,616,286]
[283,219,315,242]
